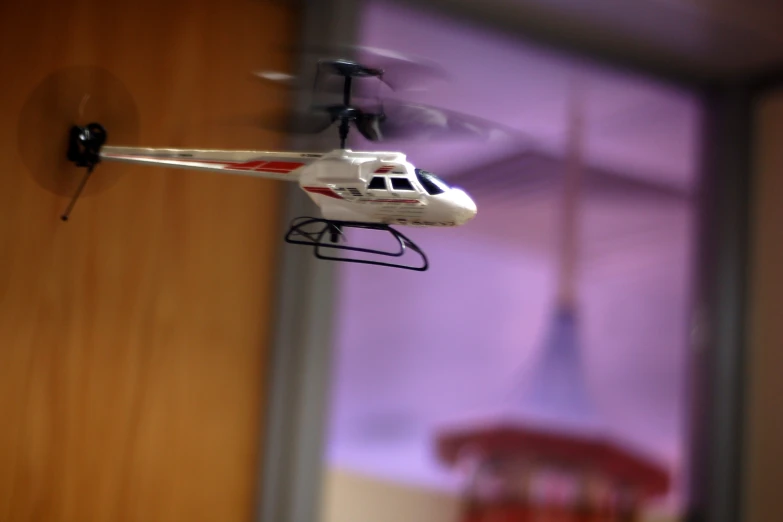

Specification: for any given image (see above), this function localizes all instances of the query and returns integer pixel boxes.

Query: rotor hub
[67,122,107,168]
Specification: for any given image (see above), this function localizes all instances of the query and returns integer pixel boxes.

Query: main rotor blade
[348,46,449,91]
[254,44,449,96]
[364,101,523,144]
[251,69,383,101]
[214,108,335,135]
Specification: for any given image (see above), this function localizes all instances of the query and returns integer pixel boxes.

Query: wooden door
[0,1,298,521]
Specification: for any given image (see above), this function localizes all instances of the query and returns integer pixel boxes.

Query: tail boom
[99,146,322,181]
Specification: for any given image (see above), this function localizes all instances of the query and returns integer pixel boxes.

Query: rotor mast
[339,74,352,149]
[319,58,384,150]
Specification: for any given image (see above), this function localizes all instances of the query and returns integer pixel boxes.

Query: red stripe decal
[110,155,304,173]
[303,186,343,199]
[263,161,303,171]
[219,160,269,169]
[204,160,305,172]
[368,199,420,204]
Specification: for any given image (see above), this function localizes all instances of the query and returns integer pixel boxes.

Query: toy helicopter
[62,58,483,271]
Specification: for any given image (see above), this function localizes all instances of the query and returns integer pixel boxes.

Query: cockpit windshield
[414,169,450,195]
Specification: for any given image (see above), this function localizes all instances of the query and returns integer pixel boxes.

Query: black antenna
[60,165,95,221]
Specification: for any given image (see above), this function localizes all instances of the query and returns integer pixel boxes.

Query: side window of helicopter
[368,176,388,190]
[390,178,415,191]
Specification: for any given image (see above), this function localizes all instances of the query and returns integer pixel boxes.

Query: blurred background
[1,1,782,522]
[320,2,698,522]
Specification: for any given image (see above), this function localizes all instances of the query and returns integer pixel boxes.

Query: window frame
[261,2,761,522]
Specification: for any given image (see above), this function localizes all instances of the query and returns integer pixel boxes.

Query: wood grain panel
[0,1,299,521]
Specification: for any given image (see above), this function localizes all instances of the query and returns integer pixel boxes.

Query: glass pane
[415,169,447,195]
[368,176,387,190]
[390,178,414,191]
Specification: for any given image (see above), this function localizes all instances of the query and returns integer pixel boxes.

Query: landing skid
[284,217,429,272]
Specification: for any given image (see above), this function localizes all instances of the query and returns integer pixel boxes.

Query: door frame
[254,2,362,522]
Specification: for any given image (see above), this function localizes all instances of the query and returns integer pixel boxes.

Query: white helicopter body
[59,56,487,270]
[99,146,477,227]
